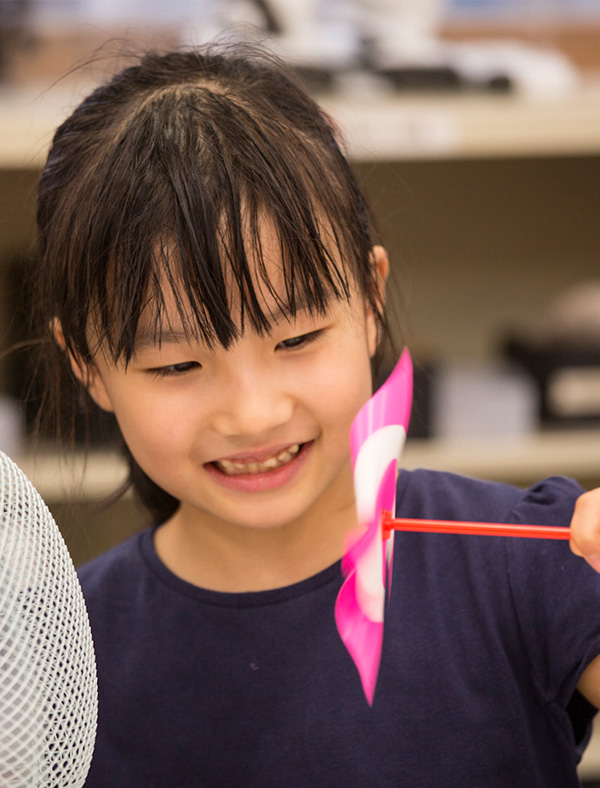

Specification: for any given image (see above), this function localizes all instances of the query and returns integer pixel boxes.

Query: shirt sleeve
[503,476,600,710]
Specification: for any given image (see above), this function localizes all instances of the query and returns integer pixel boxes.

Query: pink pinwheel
[335,347,572,704]
[335,348,413,705]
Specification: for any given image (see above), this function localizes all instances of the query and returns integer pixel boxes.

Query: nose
[212,363,295,440]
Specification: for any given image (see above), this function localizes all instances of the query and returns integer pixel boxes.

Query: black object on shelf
[371,65,513,94]
[505,335,600,428]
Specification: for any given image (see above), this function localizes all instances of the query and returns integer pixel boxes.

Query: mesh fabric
[0,451,97,787]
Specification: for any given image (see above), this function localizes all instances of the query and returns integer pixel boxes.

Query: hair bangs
[85,84,360,363]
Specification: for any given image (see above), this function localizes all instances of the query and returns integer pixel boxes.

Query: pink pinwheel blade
[335,573,382,704]
[349,348,413,470]
[335,349,413,704]
[335,459,397,704]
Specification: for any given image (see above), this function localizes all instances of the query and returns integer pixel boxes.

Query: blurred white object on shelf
[266,0,362,69]
[361,0,449,64]
[444,39,580,98]
[431,362,539,439]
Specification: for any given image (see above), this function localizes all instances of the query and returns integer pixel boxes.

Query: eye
[148,361,200,379]
[277,330,323,351]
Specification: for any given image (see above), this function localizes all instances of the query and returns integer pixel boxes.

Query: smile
[213,444,302,476]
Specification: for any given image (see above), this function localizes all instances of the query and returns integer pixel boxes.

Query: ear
[366,245,390,357]
[51,319,115,413]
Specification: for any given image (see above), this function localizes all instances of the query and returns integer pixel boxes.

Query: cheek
[308,347,373,440]
[108,388,189,460]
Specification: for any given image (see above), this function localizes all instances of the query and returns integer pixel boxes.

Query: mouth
[211,443,304,476]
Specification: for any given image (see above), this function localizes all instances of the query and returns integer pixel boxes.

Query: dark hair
[34,43,389,523]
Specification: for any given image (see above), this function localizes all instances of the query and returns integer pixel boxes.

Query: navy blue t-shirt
[78,470,600,787]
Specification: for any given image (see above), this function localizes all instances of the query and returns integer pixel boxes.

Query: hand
[570,488,600,573]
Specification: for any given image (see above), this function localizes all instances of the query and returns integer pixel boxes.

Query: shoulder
[396,468,582,526]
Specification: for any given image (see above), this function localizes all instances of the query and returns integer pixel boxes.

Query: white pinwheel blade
[0,451,97,788]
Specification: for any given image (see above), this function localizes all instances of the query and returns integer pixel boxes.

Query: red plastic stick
[382,511,571,541]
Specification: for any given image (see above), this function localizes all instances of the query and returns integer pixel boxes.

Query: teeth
[215,444,301,476]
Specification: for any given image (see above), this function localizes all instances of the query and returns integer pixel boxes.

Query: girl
[33,44,600,786]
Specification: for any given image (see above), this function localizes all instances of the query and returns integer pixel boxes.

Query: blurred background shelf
[404,429,600,488]
[322,80,600,161]
[2,78,600,168]
[17,428,600,503]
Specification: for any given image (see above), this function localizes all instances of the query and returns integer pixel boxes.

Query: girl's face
[81,234,387,541]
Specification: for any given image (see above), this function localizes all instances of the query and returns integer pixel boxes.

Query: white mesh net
[0,451,97,788]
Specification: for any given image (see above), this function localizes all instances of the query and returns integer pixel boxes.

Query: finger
[569,489,600,572]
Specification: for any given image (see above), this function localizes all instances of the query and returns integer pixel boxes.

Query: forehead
[133,213,354,348]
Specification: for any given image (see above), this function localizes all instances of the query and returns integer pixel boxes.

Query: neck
[153,478,357,593]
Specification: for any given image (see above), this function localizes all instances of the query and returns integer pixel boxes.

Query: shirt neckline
[139,527,343,608]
